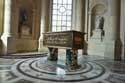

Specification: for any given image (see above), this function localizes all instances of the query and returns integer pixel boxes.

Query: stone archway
[88,3,107,56]
[91,4,106,37]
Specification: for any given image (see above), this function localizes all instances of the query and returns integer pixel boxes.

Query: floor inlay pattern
[12,57,105,82]
[1,55,125,83]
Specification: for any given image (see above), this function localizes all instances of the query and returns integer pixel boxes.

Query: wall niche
[8,0,41,53]
[90,4,107,41]
[11,0,39,39]
[18,8,33,38]
[17,0,35,39]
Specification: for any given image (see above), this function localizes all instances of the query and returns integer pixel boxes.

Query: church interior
[0,0,125,83]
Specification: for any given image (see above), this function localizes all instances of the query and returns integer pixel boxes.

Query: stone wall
[0,0,124,58]
[120,0,125,61]
[0,0,41,54]
[87,0,122,60]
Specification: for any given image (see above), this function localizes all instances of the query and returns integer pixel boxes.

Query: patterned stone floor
[0,54,125,83]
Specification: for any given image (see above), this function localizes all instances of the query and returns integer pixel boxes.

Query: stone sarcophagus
[43,30,85,70]
[43,30,84,49]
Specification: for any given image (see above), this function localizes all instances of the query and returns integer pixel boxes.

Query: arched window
[51,0,73,32]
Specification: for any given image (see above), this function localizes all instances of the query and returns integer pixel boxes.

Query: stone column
[1,0,12,54]
[85,0,89,41]
[120,0,125,61]
[1,0,12,37]
[105,0,121,60]
[0,0,4,53]
[88,11,92,40]
[108,0,120,41]
[38,0,50,52]
[72,0,86,55]
[34,0,42,40]
[32,9,37,39]
[72,0,85,32]
[0,0,4,36]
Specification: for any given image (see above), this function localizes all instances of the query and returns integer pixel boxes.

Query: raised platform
[0,55,125,83]
[0,52,47,59]
[11,56,105,82]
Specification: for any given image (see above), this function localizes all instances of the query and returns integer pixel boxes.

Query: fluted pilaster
[1,0,12,54]
[38,0,51,52]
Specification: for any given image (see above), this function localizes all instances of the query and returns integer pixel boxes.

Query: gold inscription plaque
[43,31,84,49]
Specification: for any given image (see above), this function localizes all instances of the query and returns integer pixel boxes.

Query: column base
[38,39,48,52]
[1,35,11,55]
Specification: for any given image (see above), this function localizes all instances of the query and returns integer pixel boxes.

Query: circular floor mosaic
[12,57,105,82]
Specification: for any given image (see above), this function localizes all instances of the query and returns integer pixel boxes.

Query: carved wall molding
[91,4,107,15]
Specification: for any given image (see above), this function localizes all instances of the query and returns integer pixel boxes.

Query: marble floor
[0,53,125,83]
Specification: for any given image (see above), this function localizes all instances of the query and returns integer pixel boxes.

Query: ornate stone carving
[92,16,105,41]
